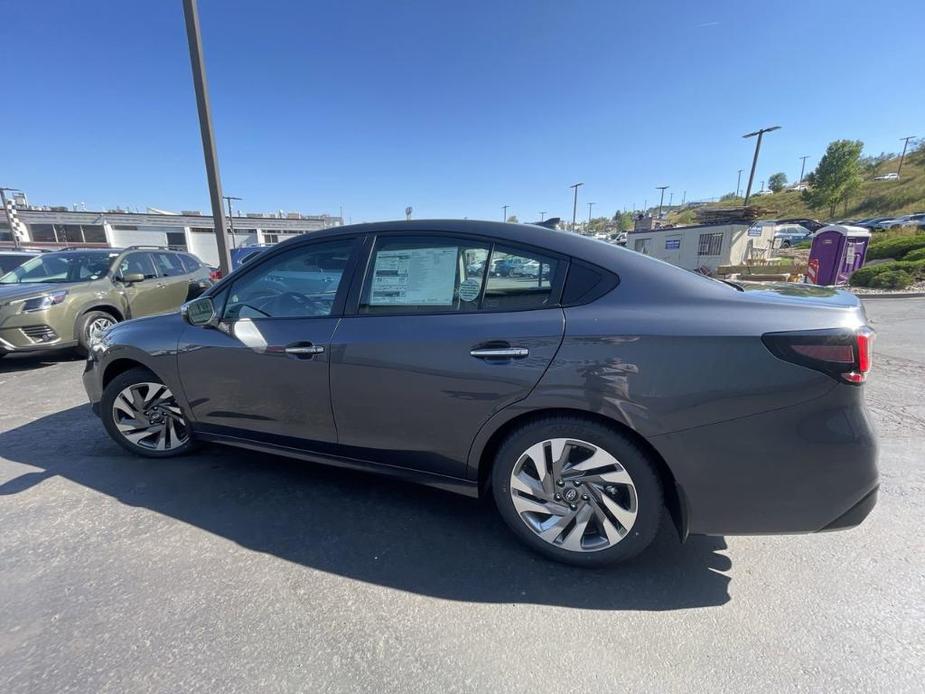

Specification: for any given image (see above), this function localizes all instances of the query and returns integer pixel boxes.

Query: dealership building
[1,201,342,266]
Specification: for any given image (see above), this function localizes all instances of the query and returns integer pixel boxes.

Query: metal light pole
[742,125,781,206]
[897,136,916,177]
[655,186,668,217]
[502,205,509,222]
[569,182,583,231]
[587,201,595,225]
[668,191,674,208]
[539,211,546,221]
[0,187,22,250]
[223,195,241,249]
[183,0,232,276]
[799,155,810,183]
[736,169,743,198]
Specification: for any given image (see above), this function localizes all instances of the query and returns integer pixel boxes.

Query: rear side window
[482,246,559,311]
[153,252,187,277]
[359,236,491,314]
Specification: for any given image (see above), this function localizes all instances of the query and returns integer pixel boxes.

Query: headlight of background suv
[19,290,69,313]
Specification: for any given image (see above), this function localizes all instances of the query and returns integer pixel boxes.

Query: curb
[854,292,925,300]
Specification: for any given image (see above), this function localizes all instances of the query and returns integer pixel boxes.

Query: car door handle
[470,347,529,359]
[285,344,325,355]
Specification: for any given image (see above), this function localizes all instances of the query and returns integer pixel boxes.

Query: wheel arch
[102,357,155,390]
[474,407,688,540]
[73,303,124,339]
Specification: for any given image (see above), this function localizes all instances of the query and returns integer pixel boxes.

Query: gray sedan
[83,220,878,566]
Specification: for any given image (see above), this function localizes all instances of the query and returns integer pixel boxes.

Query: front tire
[491,417,663,567]
[101,367,195,458]
[76,310,118,356]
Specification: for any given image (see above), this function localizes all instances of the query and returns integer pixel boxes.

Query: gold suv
[0,246,211,357]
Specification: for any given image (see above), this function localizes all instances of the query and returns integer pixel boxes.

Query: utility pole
[223,195,241,249]
[682,190,686,205]
[183,0,232,276]
[668,191,674,208]
[0,187,22,250]
[742,125,781,206]
[539,211,546,221]
[569,182,583,231]
[502,204,509,222]
[897,136,916,176]
[655,186,669,217]
[736,169,743,198]
[799,155,810,183]
[587,201,595,226]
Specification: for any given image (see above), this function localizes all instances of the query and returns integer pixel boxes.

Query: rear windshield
[0,251,118,284]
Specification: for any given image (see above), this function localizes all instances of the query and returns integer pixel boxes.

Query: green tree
[506,214,519,223]
[768,172,788,193]
[802,140,864,217]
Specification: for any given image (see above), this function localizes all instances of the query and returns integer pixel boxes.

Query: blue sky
[2,0,922,222]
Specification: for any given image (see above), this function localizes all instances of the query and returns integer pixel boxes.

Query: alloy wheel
[111,382,190,451]
[509,438,638,552]
[87,316,115,342]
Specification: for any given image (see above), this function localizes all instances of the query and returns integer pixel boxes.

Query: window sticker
[370,247,458,305]
[457,277,481,302]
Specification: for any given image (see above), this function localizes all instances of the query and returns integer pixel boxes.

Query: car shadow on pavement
[0,405,731,611]
[0,351,83,373]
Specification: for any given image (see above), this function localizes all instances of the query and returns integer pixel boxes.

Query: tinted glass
[0,254,36,274]
[179,254,201,272]
[359,236,490,314]
[223,239,354,320]
[118,252,158,280]
[482,246,559,310]
[153,252,187,276]
[0,251,116,284]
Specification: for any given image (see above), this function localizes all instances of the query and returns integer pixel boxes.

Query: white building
[625,222,777,272]
[2,207,342,266]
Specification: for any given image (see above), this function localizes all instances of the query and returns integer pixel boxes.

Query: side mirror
[120,272,145,284]
[181,296,216,326]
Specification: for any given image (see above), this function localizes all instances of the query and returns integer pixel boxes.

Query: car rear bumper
[650,385,878,535]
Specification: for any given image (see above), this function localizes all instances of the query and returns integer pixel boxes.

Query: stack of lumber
[694,206,771,225]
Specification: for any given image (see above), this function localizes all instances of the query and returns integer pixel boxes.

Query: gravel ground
[1,299,923,693]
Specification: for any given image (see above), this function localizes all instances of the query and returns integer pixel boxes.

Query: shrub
[904,247,925,261]
[866,235,925,260]
[869,270,914,289]
[850,258,925,286]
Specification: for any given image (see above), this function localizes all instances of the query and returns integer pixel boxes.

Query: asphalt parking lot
[1,299,923,693]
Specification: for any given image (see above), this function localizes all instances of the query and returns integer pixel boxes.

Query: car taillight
[209,269,223,281]
[762,326,875,385]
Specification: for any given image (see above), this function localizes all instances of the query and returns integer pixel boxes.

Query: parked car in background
[0,250,41,275]
[776,218,825,233]
[773,224,813,248]
[0,246,211,357]
[83,220,878,567]
[873,173,899,181]
[881,213,925,229]
[231,244,273,270]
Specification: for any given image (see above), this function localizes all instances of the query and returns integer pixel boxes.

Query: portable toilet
[807,225,871,286]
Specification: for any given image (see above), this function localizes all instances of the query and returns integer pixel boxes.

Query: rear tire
[491,417,663,567]
[101,367,196,458]
[75,310,118,357]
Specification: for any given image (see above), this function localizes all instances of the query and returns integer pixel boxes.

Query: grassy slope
[667,148,925,225]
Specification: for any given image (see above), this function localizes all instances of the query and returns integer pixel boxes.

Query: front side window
[359,236,490,314]
[223,238,355,320]
[118,253,158,280]
[153,252,186,277]
[0,251,116,284]
[698,233,723,256]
